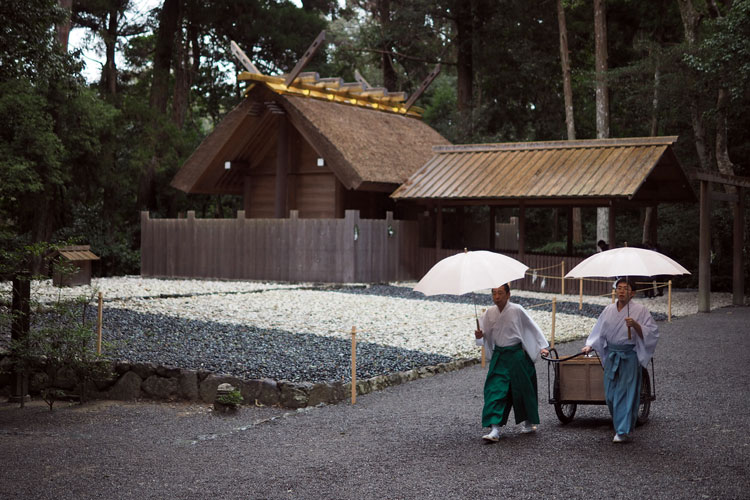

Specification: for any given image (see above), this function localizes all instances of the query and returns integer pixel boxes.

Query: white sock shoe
[482,425,501,442]
[521,420,538,433]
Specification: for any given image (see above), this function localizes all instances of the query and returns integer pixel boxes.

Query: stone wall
[0,356,480,408]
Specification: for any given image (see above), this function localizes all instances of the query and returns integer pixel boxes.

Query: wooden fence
[141,210,418,283]
[141,210,612,296]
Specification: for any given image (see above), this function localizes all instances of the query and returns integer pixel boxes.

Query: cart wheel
[554,403,577,424]
[636,368,651,426]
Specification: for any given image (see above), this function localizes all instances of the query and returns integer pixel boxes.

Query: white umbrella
[565,247,690,279]
[565,246,690,338]
[414,250,529,296]
[414,250,529,337]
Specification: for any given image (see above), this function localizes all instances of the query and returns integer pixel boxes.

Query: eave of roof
[391,136,696,205]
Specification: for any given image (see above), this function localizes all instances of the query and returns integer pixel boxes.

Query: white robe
[585,299,659,368]
[475,302,549,362]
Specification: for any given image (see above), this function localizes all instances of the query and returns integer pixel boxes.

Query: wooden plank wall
[141,210,419,283]
[141,210,610,295]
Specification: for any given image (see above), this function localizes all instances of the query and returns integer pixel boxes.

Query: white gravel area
[1,276,742,359]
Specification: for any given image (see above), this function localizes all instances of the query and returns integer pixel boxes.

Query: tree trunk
[455,0,474,122]
[557,0,582,244]
[715,86,736,178]
[594,0,610,245]
[377,0,397,91]
[643,48,661,245]
[557,0,575,141]
[57,0,73,49]
[139,0,181,211]
[102,5,119,99]
[677,0,711,171]
[172,29,190,127]
[149,0,181,113]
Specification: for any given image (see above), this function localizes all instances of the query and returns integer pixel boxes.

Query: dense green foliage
[0,0,748,290]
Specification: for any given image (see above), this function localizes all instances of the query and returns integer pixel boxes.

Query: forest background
[1,0,748,291]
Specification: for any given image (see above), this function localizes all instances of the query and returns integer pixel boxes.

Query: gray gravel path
[1,307,749,499]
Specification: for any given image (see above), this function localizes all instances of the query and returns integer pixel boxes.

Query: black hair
[493,284,511,293]
[615,277,636,290]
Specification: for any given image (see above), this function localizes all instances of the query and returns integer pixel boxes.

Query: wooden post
[550,297,556,350]
[668,280,672,322]
[698,180,711,312]
[351,326,357,404]
[518,203,526,261]
[435,203,443,250]
[579,278,583,310]
[274,116,290,219]
[477,316,486,368]
[97,292,103,355]
[733,188,744,306]
[561,260,565,295]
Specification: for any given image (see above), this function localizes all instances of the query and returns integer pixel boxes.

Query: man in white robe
[475,284,549,442]
[582,278,658,443]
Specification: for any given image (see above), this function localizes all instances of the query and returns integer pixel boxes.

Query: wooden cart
[542,349,655,425]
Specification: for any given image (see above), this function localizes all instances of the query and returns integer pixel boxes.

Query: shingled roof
[391,136,696,206]
[171,73,449,194]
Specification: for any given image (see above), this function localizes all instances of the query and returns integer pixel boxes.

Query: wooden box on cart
[558,356,605,401]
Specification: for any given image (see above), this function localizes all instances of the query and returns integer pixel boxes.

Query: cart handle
[541,351,596,363]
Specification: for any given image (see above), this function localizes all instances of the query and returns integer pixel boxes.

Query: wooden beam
[710,190,739,203]
[699,180,711,312]
[432,136,679,153]
[354,70,371,89]
[284,30,326,87]
[230,41,261,74]
[692,169,750,189]
[404,63,441,111]
[275,117,290,218]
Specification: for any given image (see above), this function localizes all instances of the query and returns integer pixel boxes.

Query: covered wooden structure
[694,170,748,311]
[52,245,99,287]
[171,71,449,220]
[391,136,697,257]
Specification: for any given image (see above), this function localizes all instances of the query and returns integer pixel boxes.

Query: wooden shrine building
[171,69,449,221]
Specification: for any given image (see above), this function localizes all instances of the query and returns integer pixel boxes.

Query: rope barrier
[347,278,675,390]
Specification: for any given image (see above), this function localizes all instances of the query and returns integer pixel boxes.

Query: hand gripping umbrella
[414,249,529,328]
[565,247,690,338]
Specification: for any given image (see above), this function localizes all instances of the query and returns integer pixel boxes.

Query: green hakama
[482,343,540,428]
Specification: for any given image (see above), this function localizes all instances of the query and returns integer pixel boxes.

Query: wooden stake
[477,317,485,368]
[97,292,103,355]
[579,278,583,310]
[351,326,357,405]
[561,261,565,295]
[551,297,557,350]
[668,280,673,322]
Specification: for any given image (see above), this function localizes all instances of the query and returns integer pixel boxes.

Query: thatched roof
[283,93,449,189]
[171,80,449,194]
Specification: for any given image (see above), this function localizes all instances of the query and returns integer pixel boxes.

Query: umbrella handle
[627,301,631,340]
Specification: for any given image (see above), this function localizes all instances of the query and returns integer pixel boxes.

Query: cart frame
[542,348,656,425]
